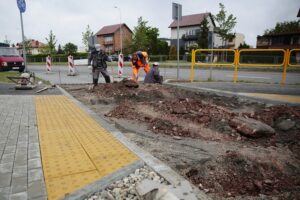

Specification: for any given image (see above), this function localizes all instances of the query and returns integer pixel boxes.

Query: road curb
[165,82,300,106]
[56,85,209,200]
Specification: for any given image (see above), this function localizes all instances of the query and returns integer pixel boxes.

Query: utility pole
[172,3,182,80]
[17,0,27,72]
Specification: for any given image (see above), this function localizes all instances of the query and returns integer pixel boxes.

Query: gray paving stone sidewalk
[0,95,46,200]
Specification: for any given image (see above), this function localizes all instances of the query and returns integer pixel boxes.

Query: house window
[105,45,113,53]
[104,36,113,43]
[292,36,300,45]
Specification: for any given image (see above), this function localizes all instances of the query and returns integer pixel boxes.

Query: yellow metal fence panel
[288,49,300,67]
[190,48,300,84]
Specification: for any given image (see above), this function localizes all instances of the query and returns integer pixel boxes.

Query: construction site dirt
[63,80,300,200]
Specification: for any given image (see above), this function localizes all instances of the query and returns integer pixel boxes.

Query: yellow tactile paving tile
[240,93,300,104]
[46,170,100,200]
[35,95,139,200]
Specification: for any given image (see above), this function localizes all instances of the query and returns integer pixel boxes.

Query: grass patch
[0,71,19,83]
[0,71,51,85]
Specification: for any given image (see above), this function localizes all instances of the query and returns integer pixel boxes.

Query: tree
[169,45,177,60]
[157,40,169,55]
[264,20,300,35]
[45,30,57,54]
[3,37,11,46]
[130,17,162,55]
[238,42,250,49]
[17,37,32,52]
[213,3,237,48]
[63,42,78,54]
[57,44,64,54]
[197,18,209,49]
[131,17,150,52]
[82,25,94,51]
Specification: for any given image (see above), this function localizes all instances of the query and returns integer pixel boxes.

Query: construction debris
[135,179,197,200]
[36,84,56,93]
[229,116,275,138]
[64,83,300,199]
[7,72,36,90]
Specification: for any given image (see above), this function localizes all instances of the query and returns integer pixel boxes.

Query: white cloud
[0,0,298,48]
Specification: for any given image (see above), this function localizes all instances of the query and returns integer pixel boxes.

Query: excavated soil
[63,81,300,200]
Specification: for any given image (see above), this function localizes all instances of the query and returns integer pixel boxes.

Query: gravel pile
[84,166,169,200]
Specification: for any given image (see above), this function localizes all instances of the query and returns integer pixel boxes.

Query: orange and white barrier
[68,55,76,75]
[118,53,124,77]
[46,56,52,72]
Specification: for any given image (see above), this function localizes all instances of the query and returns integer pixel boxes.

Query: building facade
[16,39,46,55]
[256,31,300,49]
[168,13,223,50]
[96,24,132,54]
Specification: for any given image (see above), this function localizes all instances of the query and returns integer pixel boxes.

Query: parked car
[124,55,132,61]
[110,54,118,61]
[0,47,25,72]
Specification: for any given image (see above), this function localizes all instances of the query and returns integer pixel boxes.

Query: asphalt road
[26,64,300,85]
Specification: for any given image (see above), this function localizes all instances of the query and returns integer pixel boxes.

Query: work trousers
[132,64,150,82]
[92,67,111,84]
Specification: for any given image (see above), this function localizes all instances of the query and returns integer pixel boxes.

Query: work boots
[104,76,111,83]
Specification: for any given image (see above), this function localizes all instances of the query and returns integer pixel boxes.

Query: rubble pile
[84,166,168,200]
[186,150,300,198]
[64,83,300,199]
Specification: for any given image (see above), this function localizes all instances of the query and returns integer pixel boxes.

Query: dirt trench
[63,81,300,200]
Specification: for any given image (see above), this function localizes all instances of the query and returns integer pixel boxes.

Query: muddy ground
[63,81,300,200]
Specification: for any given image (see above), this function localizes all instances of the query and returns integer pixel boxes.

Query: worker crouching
[144,62,163,84]
[131,51,150,82]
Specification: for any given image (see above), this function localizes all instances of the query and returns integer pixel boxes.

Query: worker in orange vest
[131,51,150,82]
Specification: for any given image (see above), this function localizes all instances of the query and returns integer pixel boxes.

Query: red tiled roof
[263,31,300,37]
[96,23,132,36]
[168,13,212,28]
[16,39,45,48]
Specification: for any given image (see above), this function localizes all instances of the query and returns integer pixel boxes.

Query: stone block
[0,162,13,173]
[10,191,27,200]
[29,143,40,152]
[28,158,42,170]
[28,180,47,199]
[0,187,10,200]
[11,176,27,194]
[4,145,16,154]
[14,157,27,167]
[28,168,44,183]
[0,153,15,164]
[0,172,12,187]
[12,166,27,178]
[28,150,40,159]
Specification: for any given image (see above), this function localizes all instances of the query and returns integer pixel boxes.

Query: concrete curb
[56,85,210,200]
[63,160,144,200]
[165,82,300,106]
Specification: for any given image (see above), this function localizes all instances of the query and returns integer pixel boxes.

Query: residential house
[96,23,132,54]
[16,39,46,55]
[168,13,223,50]
[256,31,300,49]
[227,33,245,49]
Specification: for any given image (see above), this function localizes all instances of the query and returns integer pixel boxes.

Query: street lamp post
[114,6,122,53]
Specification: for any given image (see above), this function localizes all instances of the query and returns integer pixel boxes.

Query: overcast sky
[0,0,298,48]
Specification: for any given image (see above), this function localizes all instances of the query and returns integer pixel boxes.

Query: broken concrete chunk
[229,117,275,138]
[276,119,295,131]
[135,179,197,200]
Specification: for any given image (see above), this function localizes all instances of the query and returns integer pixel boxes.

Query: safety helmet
[153,62,159,66]
[95,44,101,51]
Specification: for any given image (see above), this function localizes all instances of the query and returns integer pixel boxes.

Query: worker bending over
[131,51,150,82]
